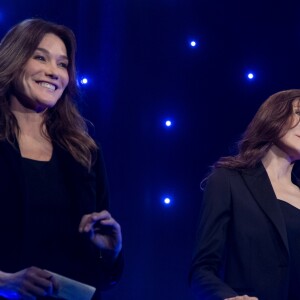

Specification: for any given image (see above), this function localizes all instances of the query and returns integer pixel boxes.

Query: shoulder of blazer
[203,165,258,192]
[53,143,86,170]
[239,161,266,176]
[53,142,109,211]
[53,142,105,178]
[0,139,22,175]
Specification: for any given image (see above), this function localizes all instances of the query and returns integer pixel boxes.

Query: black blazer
[0,140,122,298]
[189,163,291,300]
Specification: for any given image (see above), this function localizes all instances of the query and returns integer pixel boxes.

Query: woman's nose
[47,73,59,80]
[45,63,59,80]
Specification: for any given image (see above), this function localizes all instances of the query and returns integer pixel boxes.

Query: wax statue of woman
[0,19,123,299]
[189,90,300,300]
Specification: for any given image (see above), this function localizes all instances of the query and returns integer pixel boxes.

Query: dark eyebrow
[35,47,69,61]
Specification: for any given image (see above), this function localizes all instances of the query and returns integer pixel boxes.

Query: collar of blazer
[240,162,290,256]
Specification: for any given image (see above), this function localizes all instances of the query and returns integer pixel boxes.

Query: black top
[279,200,300,300]
[21,150,77,276]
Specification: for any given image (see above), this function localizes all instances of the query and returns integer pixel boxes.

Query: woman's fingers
[79,210,122,253]
[79,210,111,232]
[5,267,57,298]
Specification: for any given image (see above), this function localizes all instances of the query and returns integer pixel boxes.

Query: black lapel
[240,162,289,254]
[0,139,22,171]
[54,144,97,218]
[0,139,24,202]
[0,140,25,266]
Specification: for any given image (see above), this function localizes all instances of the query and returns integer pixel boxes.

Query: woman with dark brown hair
[0,19,122,299]
[189,90,300,300]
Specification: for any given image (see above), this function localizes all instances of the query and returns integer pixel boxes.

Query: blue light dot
[165,120,172,127]
[190,41,197,47]
[164,198,171,205]
[80,78,88,85]
[247,73,254,79]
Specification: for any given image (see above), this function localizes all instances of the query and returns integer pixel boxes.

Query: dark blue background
[1,1,300,299]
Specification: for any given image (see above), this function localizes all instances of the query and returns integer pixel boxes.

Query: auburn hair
[214,89,300,169]
[0,18,97,170]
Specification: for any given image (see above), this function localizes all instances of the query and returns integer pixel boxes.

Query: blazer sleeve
[94,146,110,212]
[189,168,238,300]
[89,146,124,296]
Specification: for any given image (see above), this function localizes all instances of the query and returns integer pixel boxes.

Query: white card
[46,271,96,300]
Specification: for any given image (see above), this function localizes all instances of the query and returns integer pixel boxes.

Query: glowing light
[165,120,172,127]
[247,73,254,79]
[190,41,197,47]
[80,78,88,85]
[164,198,171,205]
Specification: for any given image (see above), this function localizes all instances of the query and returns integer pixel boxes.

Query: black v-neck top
[279,200,300,300]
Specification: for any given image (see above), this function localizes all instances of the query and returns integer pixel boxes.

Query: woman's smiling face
[13,33,69,112]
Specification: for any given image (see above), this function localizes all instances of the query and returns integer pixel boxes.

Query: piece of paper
[46,271,96,300]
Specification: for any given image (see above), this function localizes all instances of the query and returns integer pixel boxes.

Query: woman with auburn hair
[0,19,122,299]
[189,90,300,300]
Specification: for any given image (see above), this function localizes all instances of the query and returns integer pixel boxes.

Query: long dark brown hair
[214,89,300,169]
[0,18,97,170]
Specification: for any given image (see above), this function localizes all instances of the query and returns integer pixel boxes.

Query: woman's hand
[79,210,122,258]
[224,296,258,300]
[0,267,58,299]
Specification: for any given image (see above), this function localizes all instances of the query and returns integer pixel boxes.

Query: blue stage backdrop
[1,0,300,299]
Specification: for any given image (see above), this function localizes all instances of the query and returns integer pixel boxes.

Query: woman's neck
[262,145,294,183]
[9,95,53,161]
[10,94,46,139]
